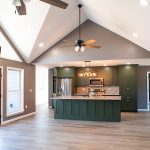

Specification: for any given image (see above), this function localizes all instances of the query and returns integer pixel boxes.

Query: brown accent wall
[0,58,35,122]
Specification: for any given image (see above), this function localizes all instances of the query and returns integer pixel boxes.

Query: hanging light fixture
[75,45,85,52]
[12,0,31,6]
[78,61,97,77]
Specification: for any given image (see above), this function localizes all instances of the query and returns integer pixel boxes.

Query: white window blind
[7,68,24,115]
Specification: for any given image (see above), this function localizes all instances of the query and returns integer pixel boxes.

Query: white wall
[36,65,48,105]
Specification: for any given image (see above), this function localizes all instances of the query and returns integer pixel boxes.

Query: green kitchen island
[53,96,121,122]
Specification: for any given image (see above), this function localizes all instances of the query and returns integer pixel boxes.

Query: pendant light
[78,61,97,77]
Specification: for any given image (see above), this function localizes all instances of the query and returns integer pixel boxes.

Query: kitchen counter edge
[51,96,121,100]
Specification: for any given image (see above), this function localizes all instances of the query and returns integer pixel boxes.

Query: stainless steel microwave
[89,78,104,86]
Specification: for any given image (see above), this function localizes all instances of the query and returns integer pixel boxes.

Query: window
[7,67,24,116]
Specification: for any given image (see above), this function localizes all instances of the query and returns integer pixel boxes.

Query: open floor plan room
[1,0,150,150]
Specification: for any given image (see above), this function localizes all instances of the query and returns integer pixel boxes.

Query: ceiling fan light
[75,46,85,52]
[12,0,21,6]
[75,46,80,52]
[80,46,85,52]
[23,0,31,4]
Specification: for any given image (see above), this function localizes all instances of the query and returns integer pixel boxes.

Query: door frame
[0,66,3,124]
[147,72,150,111]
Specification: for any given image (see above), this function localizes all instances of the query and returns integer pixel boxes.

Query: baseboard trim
[1,112,36,125]
[138,109,149,112]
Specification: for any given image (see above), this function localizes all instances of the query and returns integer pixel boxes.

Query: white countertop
[51,95,121,100]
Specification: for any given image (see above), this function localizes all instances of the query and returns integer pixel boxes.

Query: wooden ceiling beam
[0,25,26,63]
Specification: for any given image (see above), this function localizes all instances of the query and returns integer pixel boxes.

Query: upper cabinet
[119,65,138,112]
[76,67,119,87]
[56,67,76,78]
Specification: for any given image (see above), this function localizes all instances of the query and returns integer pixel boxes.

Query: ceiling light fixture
[126,62,131,65]
[133,33,138,38]
[75,45,85,52]
[140,0,148,6]
[39,43,44,47]
[104,64,107,66]
[12,0,21,6]
[78,61,97,77]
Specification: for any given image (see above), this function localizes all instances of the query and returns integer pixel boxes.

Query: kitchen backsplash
[76,86,119,96]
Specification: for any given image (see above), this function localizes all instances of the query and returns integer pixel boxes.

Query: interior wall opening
[36,65,48,106]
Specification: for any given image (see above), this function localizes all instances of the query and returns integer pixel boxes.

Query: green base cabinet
[54,99,121,122]
[119,65,137,112]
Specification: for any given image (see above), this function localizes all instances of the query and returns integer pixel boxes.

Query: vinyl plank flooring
[0,105,150,150]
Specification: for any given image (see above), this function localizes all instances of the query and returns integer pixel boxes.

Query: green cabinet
[56,67,76,78]
[54,99,121,122]
[119,65,138,112]
[76,67,119,87]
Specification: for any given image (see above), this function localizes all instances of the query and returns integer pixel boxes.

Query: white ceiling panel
[0,0,50,61]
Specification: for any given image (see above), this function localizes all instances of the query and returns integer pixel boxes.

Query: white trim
[1,112,36,125]
[0,66,3,124]
[138,109,149,112]
[6,67,24,116]
[7,110,24,117]
[147,72,150,111]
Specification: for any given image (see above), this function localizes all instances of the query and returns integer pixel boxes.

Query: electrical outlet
[30,89,32,92]
[25,105,28,109]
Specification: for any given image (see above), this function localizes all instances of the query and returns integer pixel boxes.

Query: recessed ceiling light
[126,62,131,65]
[39,43,44,47]
[60,65,63,67]
[140,0,148,6]
[133,33,138,38]
[82,64,85,67]
[27,26,31,32]
[104,64,107,66]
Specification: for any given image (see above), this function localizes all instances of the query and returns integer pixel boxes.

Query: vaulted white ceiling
[0,0,150,64]
[0,0,87,62]
[80,0,150,51]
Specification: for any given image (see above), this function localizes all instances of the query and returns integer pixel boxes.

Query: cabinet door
[126,77,137,111]
[119,65,137,112]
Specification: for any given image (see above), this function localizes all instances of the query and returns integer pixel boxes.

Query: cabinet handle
[126,100,130,102]
[127,97,130,98]
[126,88,130,90]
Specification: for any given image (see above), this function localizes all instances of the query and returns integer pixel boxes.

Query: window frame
[6,67,24,116]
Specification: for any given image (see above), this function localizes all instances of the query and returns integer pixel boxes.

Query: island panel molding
[53,96,121,122]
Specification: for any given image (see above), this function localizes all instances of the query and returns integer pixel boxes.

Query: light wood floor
[0,105,150,150]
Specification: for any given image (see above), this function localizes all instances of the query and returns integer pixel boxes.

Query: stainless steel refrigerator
[57,78,72,96]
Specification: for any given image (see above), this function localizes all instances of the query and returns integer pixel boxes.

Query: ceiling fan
[12,0,68,15]
[63,4,101,52]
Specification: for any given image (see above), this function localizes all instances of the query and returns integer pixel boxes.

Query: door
[0,68,2,124]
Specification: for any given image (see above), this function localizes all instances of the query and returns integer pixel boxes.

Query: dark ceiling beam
[0,25,26,63]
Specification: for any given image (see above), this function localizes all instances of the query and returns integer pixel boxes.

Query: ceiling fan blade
[82,40,96,45]
[85,45,101,48]
[40,0,68,9]
[16,0,26,15]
